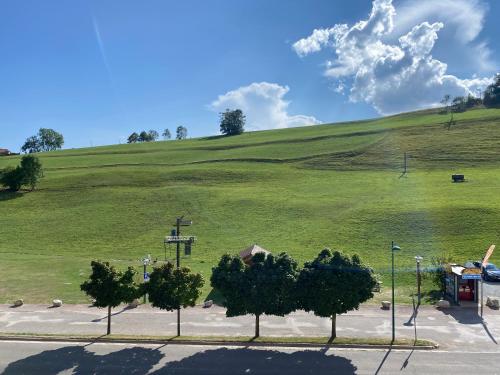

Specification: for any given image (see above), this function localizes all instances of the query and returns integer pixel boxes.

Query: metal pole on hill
[173,216,193,337]
[176,217,181,336]
[391,241,401,343]
[404,152,407,174]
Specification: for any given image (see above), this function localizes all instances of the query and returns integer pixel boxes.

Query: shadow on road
[481,321,498,345]
[374,348,391,375]
[400,349,414,370]
[437,305,499,344]
[3,345,358,375]
[2,346,163,375]
[152,347,357,375]
[437,306,482,324]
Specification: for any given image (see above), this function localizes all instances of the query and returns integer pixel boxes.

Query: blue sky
[1,0,498,151]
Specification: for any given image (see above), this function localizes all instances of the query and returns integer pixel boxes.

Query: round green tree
[296,249,376,339]
[211,252,299,337]
[80,261,139,335]
[219,109,245,136]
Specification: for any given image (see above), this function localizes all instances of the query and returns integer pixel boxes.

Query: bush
[0,155,44,192]
[20,155,43,190]
[0,167,24,191]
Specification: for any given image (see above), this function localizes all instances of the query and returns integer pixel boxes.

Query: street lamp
[142,255,151,304]
[391,241,401,343]
[415,256,423,305]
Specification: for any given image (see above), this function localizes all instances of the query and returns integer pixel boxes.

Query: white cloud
[293,25,348,57]
[394,0,487,44]
[210,82,321,130]
[292,0,496,115]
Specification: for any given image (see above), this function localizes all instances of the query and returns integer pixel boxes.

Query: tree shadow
[152,347,357,375]
[421,290,442,304]
[198,134,227,141]
[4,345,360,375]
[0,190,23,202]
[3,345,163,375]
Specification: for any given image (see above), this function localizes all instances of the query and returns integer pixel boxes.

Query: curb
[0,335,439,350]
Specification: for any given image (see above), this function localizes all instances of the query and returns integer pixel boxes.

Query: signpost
[163,217,196,336]
[481,245,496,319]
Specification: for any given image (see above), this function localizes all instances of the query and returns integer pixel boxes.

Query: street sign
[144,272,150,281]
[174,219,192,226]
[462,274,481,280]
[164,236,196,243]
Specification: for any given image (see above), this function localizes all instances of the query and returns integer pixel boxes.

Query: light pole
[142,255,151,304]
[415,256,423,305]
[391,241,401,343]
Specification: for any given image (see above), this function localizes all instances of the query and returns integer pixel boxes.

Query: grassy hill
[1,107,500,304]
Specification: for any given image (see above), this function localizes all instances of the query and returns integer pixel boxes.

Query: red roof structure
[239,244,271,264]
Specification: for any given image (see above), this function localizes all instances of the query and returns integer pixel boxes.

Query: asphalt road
[0,340,498,375]
[483,280,500,298]
[2,304,500,352]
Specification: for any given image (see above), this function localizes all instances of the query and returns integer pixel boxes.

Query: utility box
[184,242,192,256]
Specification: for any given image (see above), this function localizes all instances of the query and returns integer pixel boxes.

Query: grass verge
[0,332,437,348]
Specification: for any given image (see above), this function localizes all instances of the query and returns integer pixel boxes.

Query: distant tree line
[127,130,159,143]
[0,155,43,192]
[80,248,376,339]
[441,75,500,129]
[127,127,188,144]
[483,74,500,108]
[442,74,500,114]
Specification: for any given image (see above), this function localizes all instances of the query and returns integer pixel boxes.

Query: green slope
[1,107,500,304]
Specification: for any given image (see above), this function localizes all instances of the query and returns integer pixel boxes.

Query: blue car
[482,263,500,282]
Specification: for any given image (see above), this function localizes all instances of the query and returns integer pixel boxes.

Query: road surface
[0,340,497,374]
[1,304,500,351]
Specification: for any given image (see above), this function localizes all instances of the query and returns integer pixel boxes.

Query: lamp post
[415,256,423,305]
[142,255,151,304]
[391,241,401,343]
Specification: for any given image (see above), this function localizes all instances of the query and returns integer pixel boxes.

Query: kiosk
[445,263,481,305]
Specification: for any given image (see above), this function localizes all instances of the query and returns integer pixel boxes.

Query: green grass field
[1,107,500,304]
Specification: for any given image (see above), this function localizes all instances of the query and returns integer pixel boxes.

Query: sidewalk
[1,304,499,352]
